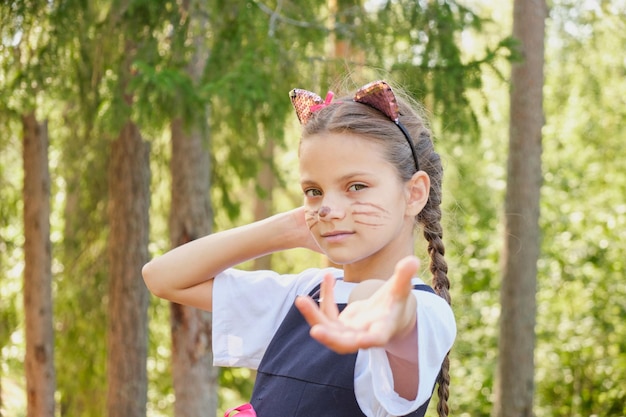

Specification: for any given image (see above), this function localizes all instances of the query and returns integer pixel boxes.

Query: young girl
[142,80,456,417]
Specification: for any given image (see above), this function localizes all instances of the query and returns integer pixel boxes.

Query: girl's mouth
[320,230,354,243]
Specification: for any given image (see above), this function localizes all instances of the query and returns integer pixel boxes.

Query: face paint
[318,206,331,217]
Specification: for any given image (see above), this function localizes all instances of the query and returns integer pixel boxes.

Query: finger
[295,295,327,328]
[310,323,393,353]
[309,325,361,354]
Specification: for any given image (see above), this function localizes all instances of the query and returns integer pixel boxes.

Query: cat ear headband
[289,80,419,171]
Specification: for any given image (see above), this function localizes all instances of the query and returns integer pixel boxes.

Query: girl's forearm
[385,300,418,400]
[142,211,303,307]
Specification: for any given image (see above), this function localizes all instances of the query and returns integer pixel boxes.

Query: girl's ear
[405,171,430,217]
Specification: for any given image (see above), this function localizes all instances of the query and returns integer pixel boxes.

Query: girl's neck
[341,244,416,283]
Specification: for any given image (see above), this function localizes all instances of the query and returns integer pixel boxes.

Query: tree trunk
[168,2,218,414]
[493,1,546,417]
[106,121,151,417]
[169,116,218,416]
[22,112,56,417]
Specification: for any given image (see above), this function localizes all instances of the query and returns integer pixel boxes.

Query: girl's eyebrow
[337,171,375,182]
[300,178,319,186]
[300,171,376,187]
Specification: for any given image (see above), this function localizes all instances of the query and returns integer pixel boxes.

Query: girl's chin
[322,251,367,267]
[321,252,349,266]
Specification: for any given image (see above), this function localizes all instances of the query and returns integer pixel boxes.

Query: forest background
[1,0,625,416]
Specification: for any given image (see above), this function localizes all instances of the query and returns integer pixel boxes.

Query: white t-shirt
[212,267,456,417]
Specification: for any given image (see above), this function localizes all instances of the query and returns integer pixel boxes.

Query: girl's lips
[320,231,354,243]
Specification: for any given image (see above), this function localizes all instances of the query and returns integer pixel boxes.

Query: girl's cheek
[351,201,391,216]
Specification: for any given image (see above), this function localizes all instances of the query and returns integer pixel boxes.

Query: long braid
[436,355,451,417]
[422,201,451,417]
[418,137,452,417]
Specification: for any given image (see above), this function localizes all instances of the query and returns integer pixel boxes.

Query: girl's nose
[317,199,345,220]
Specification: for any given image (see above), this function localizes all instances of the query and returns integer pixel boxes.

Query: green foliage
[146,297,175,416]
[533,3,626,415]
[351,0,515,140]
[439,74,507,417]
[205,0,328,219]
[218,367,255,414]
[130,61,207,129]
[54,268,109,416]
[0,120,22,269]
[0,297,18,352]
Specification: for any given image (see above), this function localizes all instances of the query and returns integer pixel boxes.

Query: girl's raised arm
[142,207,318,311]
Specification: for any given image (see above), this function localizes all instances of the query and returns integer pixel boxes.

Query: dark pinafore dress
[250,281,436,417]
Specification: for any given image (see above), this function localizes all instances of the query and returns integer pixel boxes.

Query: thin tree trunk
[169,116,218,417]
[493,1,546,417]
[22,112,56,417]
[106,120,151,417]
[169,2,218,414]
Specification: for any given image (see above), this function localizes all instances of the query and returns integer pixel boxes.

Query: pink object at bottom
[224,403,257,417]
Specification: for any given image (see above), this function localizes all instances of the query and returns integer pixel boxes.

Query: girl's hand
[294,256,419,354]
[286,206,323,253]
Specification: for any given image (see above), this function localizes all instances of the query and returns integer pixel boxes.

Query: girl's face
[299,132,419,275]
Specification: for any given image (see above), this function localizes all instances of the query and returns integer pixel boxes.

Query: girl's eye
[304,188,322,197]
[348,183,367,192]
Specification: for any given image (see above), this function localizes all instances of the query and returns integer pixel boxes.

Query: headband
[289,80,420,171]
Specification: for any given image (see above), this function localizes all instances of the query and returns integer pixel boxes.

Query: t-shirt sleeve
[354,285,456,417]
[211,267,322,370]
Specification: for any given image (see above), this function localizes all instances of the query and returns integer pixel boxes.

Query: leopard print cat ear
[353,80,400,123]
[354,80,419,171]
[289,89,324,125]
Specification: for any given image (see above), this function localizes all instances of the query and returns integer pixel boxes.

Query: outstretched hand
[294,256,420,354]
